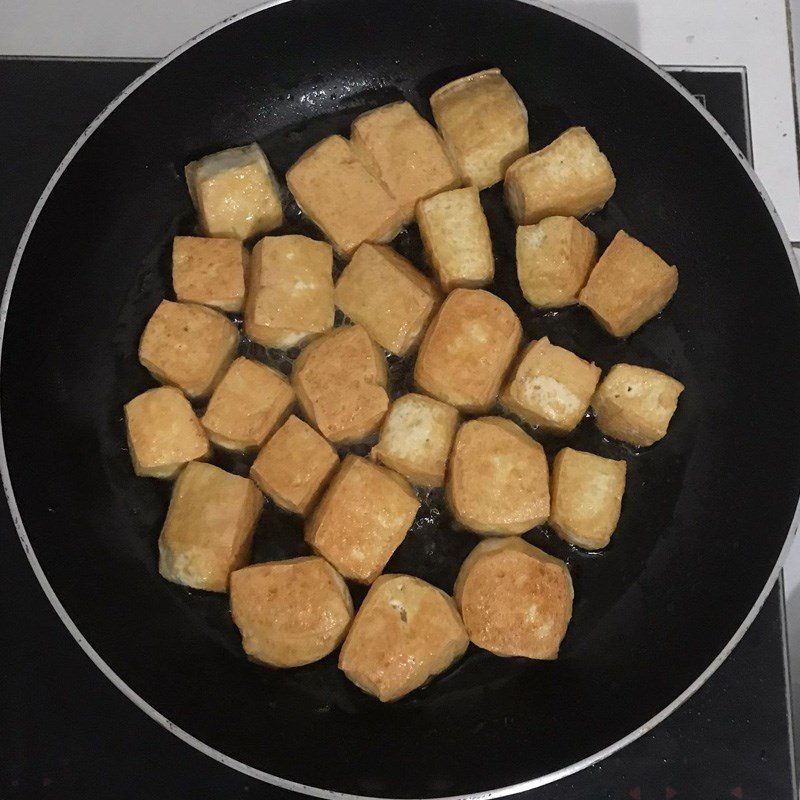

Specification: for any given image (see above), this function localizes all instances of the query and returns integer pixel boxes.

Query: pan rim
[1,0,798,797]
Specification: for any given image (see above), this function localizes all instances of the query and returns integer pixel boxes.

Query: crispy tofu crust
[578,230,679,338]
[138,300,239,399]
[158,462,264,592]
[250,415,339,516]
[414,289,521,413]
[334,243,439,356]
[305,455,420,584]
[454,538,573,659]
[446,417,549,535]
[339,574,468,701]
[245,235,334,349]
[431,68,529,189]
[172,236,247,313]
[230,556,353,668]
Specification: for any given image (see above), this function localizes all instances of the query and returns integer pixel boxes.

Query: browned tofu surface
[578,230,679,338]
[124,386,210,479]
[430,68,528,189]
[350,101,460,223]
[339,574,468,702]
[245,235,334,349]
[172,236,247,312]
[371,393,459,488]
[138,300,238,399]
[286,135,403,256]
[592,363,684,446]
[230,556,353,668]
[158,462,263,592]
[201,357,295,451]
[250,415,339,516]
[550,448,627,550]
[501,337,601,434]
[504,127,616,225]
[516,216,597,308]
[292,325,389,444]
[454,538,573,659]
[334,243,439,356]
[305,455,420,584]
[447,417,549,535]
[414,289,521,412]
[416,187,494,292]
[185,143,283,240]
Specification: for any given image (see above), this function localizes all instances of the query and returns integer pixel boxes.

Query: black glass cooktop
[0,58,795,800]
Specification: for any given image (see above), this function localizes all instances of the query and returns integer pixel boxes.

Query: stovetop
[0,58,795,800]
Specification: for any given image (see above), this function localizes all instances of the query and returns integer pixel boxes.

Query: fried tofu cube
[550,448,626,550]
[504,127,616,225]
[172,236,247,312]
[245,235,334,349]
[414,289,521,413]
[334,243,439,356]
[158,462,263,592]
[124,386,210,479]
[250,415,339,516]
[185,143,283,240]
[231,556,353,668]
[578,230,679,338]
[305,455,420,584]
[416,187,494,292]
[201,357,294,451]
[292,325,389,444]
[350,101,460,223]
[339,574,468,702]
[516,216,598,308]
[454,538,573,659]
[286,135,403,256]
[138,300,238,399]
[430,68,528,190]
[592,363,684,447]
[447,417,549,536]
[501,337,601,434]
[371,393,459,488]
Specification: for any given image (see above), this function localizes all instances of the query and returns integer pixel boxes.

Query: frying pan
[3,0,800,796]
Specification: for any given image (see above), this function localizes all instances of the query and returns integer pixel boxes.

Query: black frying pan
[3,0,800,796]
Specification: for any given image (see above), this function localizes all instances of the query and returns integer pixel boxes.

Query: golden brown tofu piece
[550,448,626,550]
[124,386,210,479]
[172,236,247,313]
[504,127,616,225]
[244,234,334,349]
[430,68,528,190]
[286,135,403,256]
[447,417,549,536]
[339,574,468,702]
[230,556,353,668]
[158,462,263,592]
[185,144,283,240]
[578,230,679,338]
[334,243,439,356]
[516,216,598,308]
[592,363,684,447]
[454,538,573,659]
[414,289,521,413]
[250,415,339,516]
[371,393,459,488]
[416,187,494,292]
[305,455,420,584]
[201,357,295,451]
[292,325,389,444]
[501,338,601,435]
[350,101,460,223]
[138,300,238,399]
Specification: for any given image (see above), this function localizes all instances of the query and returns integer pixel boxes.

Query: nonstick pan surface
[2,0,800,797]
